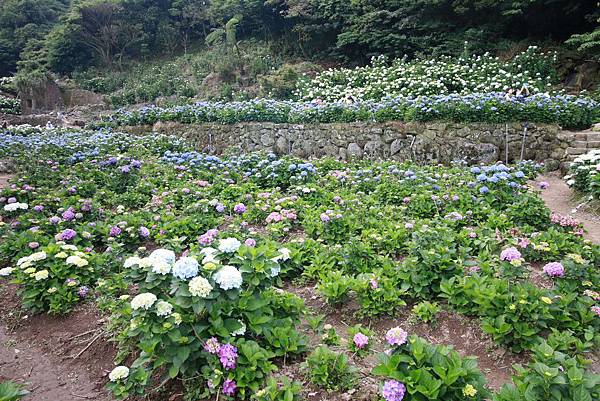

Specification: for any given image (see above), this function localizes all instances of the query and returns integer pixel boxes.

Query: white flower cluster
[565,149,600,193]
[188,276,213,297]
[155,300,173,316]
[218,237,241,253]
[130,292,157,310]
[3,202,28,212]
[109,366,130,382]
[295,47,555,102]
[213,265,243,290]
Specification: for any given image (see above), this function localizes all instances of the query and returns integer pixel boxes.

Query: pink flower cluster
[198,229,219,245]
[265,209,297,224]
[385,327,408,346]
[550,213,580,228]
[353,333,369,349]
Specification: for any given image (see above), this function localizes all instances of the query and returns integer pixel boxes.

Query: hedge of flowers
[0,95,19,114]
[91,92,599,131]
[1,126,599,400]
[564,149,600,199]
[295,46,558,102]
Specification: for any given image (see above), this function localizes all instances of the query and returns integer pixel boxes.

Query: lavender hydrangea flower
[385,327,408,346]
[109,226,122,237]
[353,333,369,349]
[543,262,565,278]
[139,226,150,238]
[500,247,522,261]
[233,203,246,214]
[382,380,406,401]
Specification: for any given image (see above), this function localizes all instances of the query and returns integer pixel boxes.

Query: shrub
[302,346,358,391]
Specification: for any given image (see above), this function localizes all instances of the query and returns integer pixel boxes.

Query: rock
[461,142,499,164]
[260,133,275,147]
[390,138,405,155]
[593,123,600,132]
[363,140,384,158]
[274,136,288,155]
[347,142,363,158]
[545,158,560,172]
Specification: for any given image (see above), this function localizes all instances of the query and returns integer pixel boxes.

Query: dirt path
[536,174,600,244]
[0,174,11,189]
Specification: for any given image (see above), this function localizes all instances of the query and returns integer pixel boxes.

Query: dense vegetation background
[0,0,598,103]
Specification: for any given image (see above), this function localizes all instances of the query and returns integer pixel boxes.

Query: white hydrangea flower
[138,257,153,268]
[272,248,291,262]
[213,265,243,290]
[61,245,78,251]
[3,202,28,211]
[0,267,14,276]
[30,251,47,261]
[172,257,199,279]
[123,256,141,268]
[171,312,182,325]
[130,293,157,310]
[109,366,130,382]
[54,252,68,259]
[149,249,176,265]
[218,238,241,253]
[155,300,173,317]
[16,256,30,266]
[188,276,213,297]
[200,247,219,264]
[231,320,246,336]
[152,259,171,275]
[34,270,49,280]
[66,255,88,267]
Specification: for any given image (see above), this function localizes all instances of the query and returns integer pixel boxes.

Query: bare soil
[0,285,116,401]
[0,174,11,190]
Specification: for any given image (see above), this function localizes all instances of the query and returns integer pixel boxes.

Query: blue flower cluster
[92,92,600,130]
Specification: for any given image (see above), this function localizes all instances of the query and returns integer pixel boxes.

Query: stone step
[566,147,588,156]
[586,141,600,149]
[573,140,589,148]
[585,132,600,140]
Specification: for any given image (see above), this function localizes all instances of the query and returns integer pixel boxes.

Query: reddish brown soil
[0,285,116,401]
[288,284,528,395]
[0,174,11,190]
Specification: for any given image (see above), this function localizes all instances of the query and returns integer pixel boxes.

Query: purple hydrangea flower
[233,203,246,214]
[49,216,61,224]
[109,226,122,237]
[320,213,330,222]
[34,205,44,212]
[139,226,150,238]
[543,262,565,278]
[60,229,77,241]
[215,203,225,213]
[217,344,238,370]
[62,209,75,221]
[382,380,406,401]
[121,165,130,173]
[28,242,39,249]
[77,286,89,298]
[7,197,16,204]
[222,379,237,396]
[244,238,256,247]
[500,247,522,261]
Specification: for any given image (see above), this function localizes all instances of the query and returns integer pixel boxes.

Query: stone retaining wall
[122,121,572,170]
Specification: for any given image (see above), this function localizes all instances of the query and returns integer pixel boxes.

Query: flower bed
[564,149,600,199]
[1,126,599,400]
[295,47,557,102]
[93,93,599,131]
[0,95,20,114]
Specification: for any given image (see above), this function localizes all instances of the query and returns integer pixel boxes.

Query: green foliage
[251,376,302,401]
[302,346,358,391]
[373,335,491,400]
[411,301,441,323]
[0,381,29,401]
